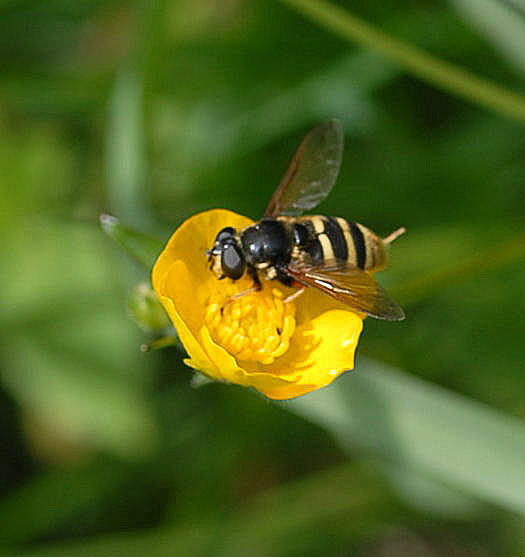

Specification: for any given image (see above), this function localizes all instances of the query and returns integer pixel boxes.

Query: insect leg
[228,282,261,302]
[220,267,261,313]
[247,266,262,291]
[283,287,305,304]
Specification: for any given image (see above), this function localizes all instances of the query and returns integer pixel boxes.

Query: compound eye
[221,244,245,280]
[215,226,236,244]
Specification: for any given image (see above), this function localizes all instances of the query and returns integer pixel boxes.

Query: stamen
[205,284,296,365]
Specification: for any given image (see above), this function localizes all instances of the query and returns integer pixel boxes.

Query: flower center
[204,285,296,365]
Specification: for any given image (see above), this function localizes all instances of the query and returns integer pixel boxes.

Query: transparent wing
[264,119,344,217]
[286,259,405,321]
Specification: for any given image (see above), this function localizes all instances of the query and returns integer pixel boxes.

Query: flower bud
[128,282,171,332]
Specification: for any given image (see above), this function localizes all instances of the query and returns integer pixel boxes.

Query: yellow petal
[157,292,218,378]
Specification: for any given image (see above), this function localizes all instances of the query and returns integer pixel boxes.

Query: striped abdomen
[280,215,388,271]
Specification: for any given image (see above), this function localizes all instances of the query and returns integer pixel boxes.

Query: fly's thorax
[240,218,293,268]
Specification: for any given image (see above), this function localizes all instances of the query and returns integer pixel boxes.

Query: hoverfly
[206,119,405,321]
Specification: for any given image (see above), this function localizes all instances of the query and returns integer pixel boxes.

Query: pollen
[204,285,296,365]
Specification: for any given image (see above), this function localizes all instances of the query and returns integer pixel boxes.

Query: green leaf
[100,214,164,270]
[284,358,525,515]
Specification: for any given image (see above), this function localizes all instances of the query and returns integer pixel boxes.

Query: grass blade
[280,0,525,124]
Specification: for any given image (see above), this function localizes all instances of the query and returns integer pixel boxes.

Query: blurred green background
[1,0,525,555]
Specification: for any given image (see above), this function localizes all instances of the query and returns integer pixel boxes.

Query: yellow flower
[152,209,364,400]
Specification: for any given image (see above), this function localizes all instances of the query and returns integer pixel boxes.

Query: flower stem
[140,335,179,352]
[279,0,525,124]
[392,233,525,304]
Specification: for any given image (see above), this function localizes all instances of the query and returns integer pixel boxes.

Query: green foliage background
[1,0,525,555]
